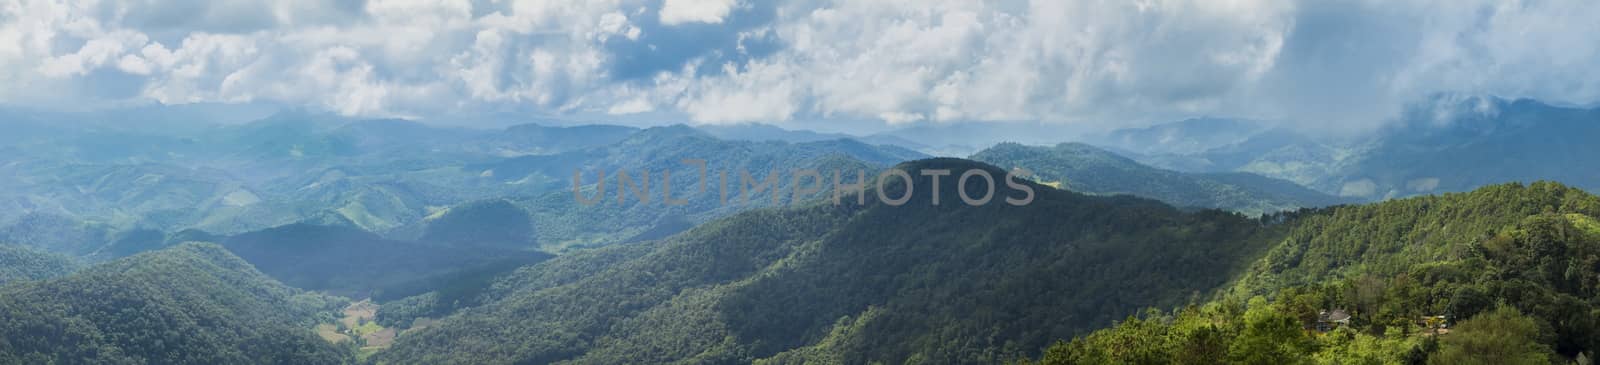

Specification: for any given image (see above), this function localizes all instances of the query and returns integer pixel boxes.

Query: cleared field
[316,323,350,344]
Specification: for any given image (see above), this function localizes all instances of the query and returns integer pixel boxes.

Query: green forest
[1025,182,1600,364]
[0,243,351,364]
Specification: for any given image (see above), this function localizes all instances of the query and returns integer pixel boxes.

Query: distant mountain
[469,123,638,157]
[867,121,1092,157]
[0,243,350,364]
[1320,97,1600,199]
[0,110,643,236]
[1104,97,1600,202]
[971,142,1347,215]
[696,123,858,144]
[0,213,115,256]
[458,125,928,251]
[1095,117,1267,156]
[376,158,1281,364]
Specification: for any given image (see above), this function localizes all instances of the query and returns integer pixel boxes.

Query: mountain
[0,112,929,255]
[1027,181,1600,364]
[375,158,1282,364]
[219,223,552,298]
[1095,118,1267,156]
[0,244,79,286]
[971,142,1347,215]
[0,213,115,256]
[413,125,928,251]
[1109,97,1600,202]
[414,199,537,249]
[1321,97,1600,199]
[0,243,351,364]
[867,121,1093,157]
[469,123,638,157]
[0,109,641,237]
[696,123,858,144]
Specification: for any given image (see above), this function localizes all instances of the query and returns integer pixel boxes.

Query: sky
[3,0,1600,133]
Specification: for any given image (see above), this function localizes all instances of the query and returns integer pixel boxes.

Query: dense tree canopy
[0,243,351,364]
[376,159,1284,364]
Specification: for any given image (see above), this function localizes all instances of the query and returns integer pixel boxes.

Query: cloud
[2,0,1600,132]
[659,0,737,25]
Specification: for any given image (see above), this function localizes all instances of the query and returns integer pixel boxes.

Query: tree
[1228,297,1315,365]
[1429,306,1554,365]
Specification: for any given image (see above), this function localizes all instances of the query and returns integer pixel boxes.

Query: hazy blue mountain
[467,123,639,157]
[1319,97,1600,199]
[410,125,928,251]
[866,121,1093,157]
[0,110,931,264]
[0,109,643,237]
[0,213,115,256]
[1095,117,1267,156]
[971,142,1347,215]
[1098,97,1600,202]
[698,123,862,143]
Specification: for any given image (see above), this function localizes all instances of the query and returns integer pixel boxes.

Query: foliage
[376,159,1282,364]
[1430,306,1554,365]
[0,244,80,286]
[1027,181,1600,364]
[0,243,351,364]
[417,199,535,249]
[220,223,551,297]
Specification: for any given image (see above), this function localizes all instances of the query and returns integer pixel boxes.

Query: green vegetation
[376,159,1283,364]
[220,223,552,298]
[0,243,351,364]
[1026,181,1600,364]
[417,199,535,249]
[0,244,79,286]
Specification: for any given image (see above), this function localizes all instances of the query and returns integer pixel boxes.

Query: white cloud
[1,0,1599,131]
[659,0,737,25]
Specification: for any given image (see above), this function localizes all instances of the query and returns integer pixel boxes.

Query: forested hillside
[972,142,1346,215]
[0,243,350,364]
[220,223,552,298]
[1027,181,1600,364]
[0,244,79,286]
[375,159,1284,364]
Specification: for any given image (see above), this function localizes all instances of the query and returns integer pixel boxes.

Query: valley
[1,106,1598,364]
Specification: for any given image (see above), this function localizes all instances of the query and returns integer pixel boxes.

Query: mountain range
[1101,96,1600,202]
[2,98,1599,363]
